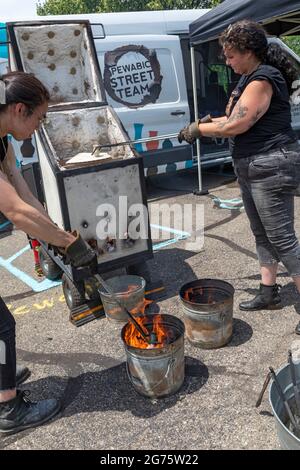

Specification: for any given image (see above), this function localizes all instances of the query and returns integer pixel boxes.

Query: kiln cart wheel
[39,247,63,280]
[84,277,101,301]
[62,273,86,310]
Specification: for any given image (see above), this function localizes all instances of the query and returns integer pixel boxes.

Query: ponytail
[0,71,49,116]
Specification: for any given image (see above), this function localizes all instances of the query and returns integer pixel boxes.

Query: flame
[124,312,173,350]
[124,297,154,349]
[152,314,170,346]
[124,316,150,349]
[122,286,175,349]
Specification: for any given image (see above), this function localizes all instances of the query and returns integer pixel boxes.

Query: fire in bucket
[121,314,185,398]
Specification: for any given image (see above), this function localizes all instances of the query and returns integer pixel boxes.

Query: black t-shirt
[228,64,297,159]
[0,135,8,162]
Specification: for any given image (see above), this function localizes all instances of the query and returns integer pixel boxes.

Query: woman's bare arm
[2,141,50,217]
[211,116,228,123]
[198,80,273,138]
[0,170,74,247]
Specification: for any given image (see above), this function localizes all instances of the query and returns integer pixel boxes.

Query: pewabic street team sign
[104,45,163,108]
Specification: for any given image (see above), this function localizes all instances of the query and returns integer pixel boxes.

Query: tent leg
[191,46,208,196]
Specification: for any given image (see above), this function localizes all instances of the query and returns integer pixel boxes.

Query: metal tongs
[256,351,300,434]
[91,114,212,155]
[94,273,159,345]
[269,366,300,433]
[91,133,178,155]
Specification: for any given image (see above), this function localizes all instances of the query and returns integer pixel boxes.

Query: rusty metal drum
[179,279,234,349]
[121,314,185,398]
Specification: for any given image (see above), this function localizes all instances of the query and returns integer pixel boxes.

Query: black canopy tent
[190,0,300,45]
[189,0,300,194]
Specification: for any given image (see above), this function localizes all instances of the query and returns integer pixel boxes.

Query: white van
[0,57,8,75]
[91,9,210,176]
[1,10,300,176]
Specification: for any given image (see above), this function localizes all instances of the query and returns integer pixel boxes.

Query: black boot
[239,283,281,311]
[16,365,31,386]
[295,321,300,335]
[0,390,60,435]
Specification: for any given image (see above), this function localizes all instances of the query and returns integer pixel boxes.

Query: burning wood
[124,313,176,349]
[121,314,185,398]
[183,286,216,304]
[180,279,234,349]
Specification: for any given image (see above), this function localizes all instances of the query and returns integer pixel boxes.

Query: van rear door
[95,34,192,174]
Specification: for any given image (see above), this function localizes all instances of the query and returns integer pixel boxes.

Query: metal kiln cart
[7,20,153,315]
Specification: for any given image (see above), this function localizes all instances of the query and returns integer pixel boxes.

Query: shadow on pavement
[146,167,237,201]
[228,318,253,347]
[0,351,208,448]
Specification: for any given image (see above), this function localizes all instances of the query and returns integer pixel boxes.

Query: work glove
[63,230,98,269]
[178,114,212,144]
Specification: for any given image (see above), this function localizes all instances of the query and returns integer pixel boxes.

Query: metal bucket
[269,362,300,450]
[121,314,185,398]
[99,275,145,324]
[179,279,234,349]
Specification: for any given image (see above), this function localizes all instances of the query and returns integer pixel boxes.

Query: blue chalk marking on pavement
[153,238,183,250]
[151,224,190,251]
[6,245,31,263]
[0,245,61,292]
[1,224,190,291]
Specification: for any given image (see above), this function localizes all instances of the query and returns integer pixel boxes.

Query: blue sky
[2,0,39,20]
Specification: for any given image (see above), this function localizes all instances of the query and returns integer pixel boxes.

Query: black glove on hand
[178,114,212,144]
[64,230,97,269]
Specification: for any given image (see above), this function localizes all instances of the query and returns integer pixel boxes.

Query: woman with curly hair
[178,20,300,334]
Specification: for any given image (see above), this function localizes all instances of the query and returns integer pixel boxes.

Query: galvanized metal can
[99,275,145,324]
[269,362,300,449]
[179,279,234,349]
[121,314,185,398]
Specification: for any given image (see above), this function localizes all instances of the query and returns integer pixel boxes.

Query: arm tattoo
[203,101,262,138]
[217,102,248,129]
[248,108,263,128]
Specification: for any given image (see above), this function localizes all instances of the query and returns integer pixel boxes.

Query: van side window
[201,40,240,118]
[156,48,180,104]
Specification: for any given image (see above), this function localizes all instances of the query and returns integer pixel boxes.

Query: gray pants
[233,141,300,277]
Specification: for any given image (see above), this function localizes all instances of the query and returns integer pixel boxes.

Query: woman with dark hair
[0,71,96,434]
[178,20,300,334]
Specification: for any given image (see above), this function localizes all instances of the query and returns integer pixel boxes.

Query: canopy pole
[190,46,208,196]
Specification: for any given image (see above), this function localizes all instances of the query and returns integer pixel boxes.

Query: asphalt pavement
[1,167,300,450]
